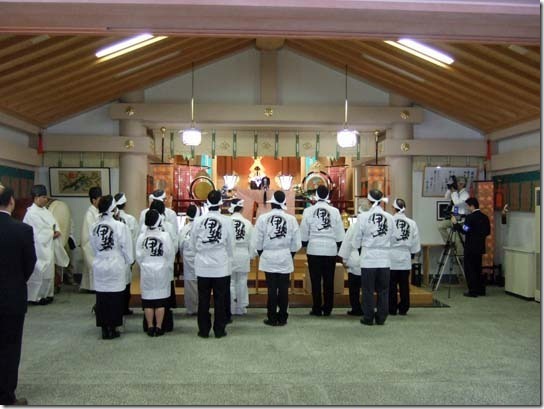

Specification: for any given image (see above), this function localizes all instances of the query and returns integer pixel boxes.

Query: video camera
[446,175,458,191]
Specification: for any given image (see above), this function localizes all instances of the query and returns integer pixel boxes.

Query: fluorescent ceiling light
[508,45,529,55]
[114,51,180,78]
[96,34,167,61]
[337,129,358,148]
[384,40,453,68]
[362,53,425,83]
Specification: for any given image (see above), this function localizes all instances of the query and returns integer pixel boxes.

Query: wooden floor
[130,253,434,307]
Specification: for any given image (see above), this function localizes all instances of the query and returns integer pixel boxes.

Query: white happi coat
[89,215,134,293]
[179,221,196,280]
[231,213,255,273]
[444,188,469,215]
[136,227,175,300]
[118,209,139,285]
[338,221,361,276]
[390,212,421,271]
[80,205,99,290]
[191,210,235,278]
[139,207,179,234]
[23,203,59,301]
[253,208,302,274]
[300,200,345,256]
[352,205,394,269]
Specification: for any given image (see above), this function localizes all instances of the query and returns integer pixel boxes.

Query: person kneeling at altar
[136,209,175,337]
[89,195,134,340]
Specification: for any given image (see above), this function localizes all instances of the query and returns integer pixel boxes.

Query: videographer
[438,175,469,256]
[451,197,490,297]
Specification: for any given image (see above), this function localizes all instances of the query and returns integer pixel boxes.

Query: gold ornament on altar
[400,110,410,120]
[125,106,135,116]
[264,107,274,117]
[341,210,350,230]
[401,142,410,152]
[124,139,135,149]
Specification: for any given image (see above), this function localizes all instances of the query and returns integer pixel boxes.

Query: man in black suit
[451,197,491,297]
[0,185,37,405]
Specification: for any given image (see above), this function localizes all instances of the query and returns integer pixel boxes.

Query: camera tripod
[430,227,466,296]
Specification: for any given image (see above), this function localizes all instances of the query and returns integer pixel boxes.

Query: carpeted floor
[16,285,541,405]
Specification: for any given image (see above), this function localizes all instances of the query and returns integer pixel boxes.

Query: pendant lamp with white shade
[337,65,358,148]
[180,63,202,146]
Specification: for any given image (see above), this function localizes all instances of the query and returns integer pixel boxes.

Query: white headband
[228,199,244,214]
[368,192,389,208]
[314,193,330,203]
[151,191,166,202]
[101,198,117,215]
[116,193,127,206]
[206,198,223,208]
[266,195,287,210]
[393,198,405,213]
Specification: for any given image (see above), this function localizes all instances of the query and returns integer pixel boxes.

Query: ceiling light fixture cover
[96,33,153,58]
[180,63,202,146]
[384,39,453,68]
[337,65,358,148]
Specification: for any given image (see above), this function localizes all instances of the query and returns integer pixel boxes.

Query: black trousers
[307,255,336,314]
[225,275,232,322]
[0,313,25,405]
[464,252,485,295]
[197,276,228,336]
[361,267,390,324]
[123,283,131,312]
[389,269,410,314]
[348,273,362,313]
[265,272,290,323]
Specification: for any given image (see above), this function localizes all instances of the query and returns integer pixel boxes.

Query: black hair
[31,184,47,198]
[145,209,160,227]
[395,198,406,210]
[231,198,243,213]
[98,195,114,214]
[271,191,285,209]
[207,190,222,211]
[368,189,383,202]
[316,185,329,200]
[89,186,102,204]
[150,200,165,215]
[0,186,14,207]
[114,193,126,210]
[186,204,198,219]
[465,197,479,209]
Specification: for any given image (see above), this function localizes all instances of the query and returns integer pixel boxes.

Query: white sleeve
[290,217,302,253]
[299,209,310,243]
[121,223,135,265]
[334,209,346,242]
[410,222,421,254]
[247,223,256,259]
[252,217,264,252]
[352,215,364,250]
[135,233,145,264]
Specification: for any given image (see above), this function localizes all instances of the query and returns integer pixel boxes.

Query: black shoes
[347,310,363,316]
[197,332,209,339]
[263,319,278,326]
[147,327,156,337]
[375,320,385,325]
[360,318,374,326]
[309,310,322,316]
[102,327,120,340]
[214,331,227,339]
[155,327,165,337]
[463,292,478,298]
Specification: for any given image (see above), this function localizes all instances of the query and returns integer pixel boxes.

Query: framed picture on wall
[436,201,451,221]
[49,167,111,197]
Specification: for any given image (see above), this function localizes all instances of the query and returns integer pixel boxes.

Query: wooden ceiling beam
[38,40,254,125]
[287,40,494,130]
[434,42,540,100]
[0,35,37,58]
[342,40,526,118]
[486,44,540,70]
[459,43,540,83]
[0,36,76,71]
[14,37,222,112]
[290,39,503,125]
[9,37,198,109]
[0,36,121,93]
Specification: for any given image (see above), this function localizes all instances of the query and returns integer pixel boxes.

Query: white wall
[278,48,389,105]
[414,109,483,140]
[497,130,540,154]
[0,124,30,145]
[145,48,260,104]
[47,103,119,136]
